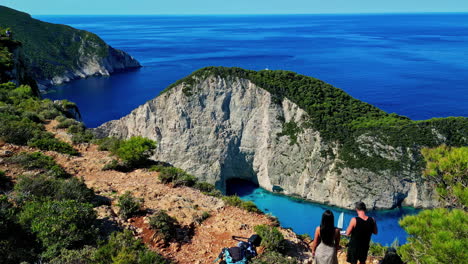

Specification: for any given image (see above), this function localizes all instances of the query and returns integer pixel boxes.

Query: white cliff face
[38,44,140,89]
[96,76,438,210]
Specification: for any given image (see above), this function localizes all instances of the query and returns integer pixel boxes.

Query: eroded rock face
[38,44,140,89]
[96,76,438,209]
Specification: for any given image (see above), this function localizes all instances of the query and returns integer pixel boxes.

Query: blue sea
[39,14,468,128]
[38,14,468,245]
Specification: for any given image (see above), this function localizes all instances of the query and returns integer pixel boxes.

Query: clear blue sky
[2,0,467,15]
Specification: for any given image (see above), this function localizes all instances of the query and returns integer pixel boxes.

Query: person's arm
[334,228,341,251]
[372,217,378,235]
[345,217,356,236]
[311,226,321,256]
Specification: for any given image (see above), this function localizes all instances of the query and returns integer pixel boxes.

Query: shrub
[39,109,61,120]
[117,191,142,219]
[93,230,170,264]
[398,208,467,264]
[254,224,285,252]
[368,242,387,257]
[112,136,156,166]
[0,195,38,263]
[67,123,86,134]
[157,166,197,187]
[49,246,97,264]
[149,210,179,242]
[54,177,95,203]
[102,159,122,171]
[251,251,297,264]
[193,182,222,197]
[0,116,43,145]
[195,211,211,224]
[14,174,94,203]
[222,195,261,213]
[96,137,122,152]
[18,199,97,259]
[71,130,94,144]
[28,136,79,155]
[22,111,42,123]
[9,152,69,178]
[55,118,78,129]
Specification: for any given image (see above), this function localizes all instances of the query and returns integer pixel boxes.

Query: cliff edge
[0,5,141,89]
[96,67,467,210]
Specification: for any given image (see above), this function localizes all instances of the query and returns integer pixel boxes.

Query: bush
[157,166,197,187]
[18,199,97,259]
[102,159,123,171]
[55,118,78,129]
[9,152,69,178]
[93,230,170,264]
[368,242,387,257]
[193,182,222,197]
[113,136,156,166]
[251,251,297,264]
[96,137,122,152]
[0,195,38,263]
[117,191,142,219]
[222,195,261,213]
[49,246,97,264]
[195,211,211,224]
[67,123,86,134]
[149,210,179,242]
[398,208,467,264]
[29,136,79,156]
[71,130,94,144]
[0,116,43,145]
[254,224,285,252]
[39,109,61,120]
[14,174,95,204]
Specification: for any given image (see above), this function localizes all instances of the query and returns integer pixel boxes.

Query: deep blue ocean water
[39,14,468,128]
[38,14,467,245]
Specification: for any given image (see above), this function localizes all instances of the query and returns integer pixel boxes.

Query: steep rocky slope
[0,5,141,89]
[96,67,467,210]
[0,122,316,264]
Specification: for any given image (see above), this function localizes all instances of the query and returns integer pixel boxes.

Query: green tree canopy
[421,145,468,209]
[113,136,157,166]
[18,199,97,259]
[399,208,467,264]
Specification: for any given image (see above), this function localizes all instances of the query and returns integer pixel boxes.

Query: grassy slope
[0,5,109,80]
[162,66,467,172]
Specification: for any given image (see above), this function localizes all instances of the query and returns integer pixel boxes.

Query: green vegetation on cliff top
[163,66,467,172]
[0,5,109,80]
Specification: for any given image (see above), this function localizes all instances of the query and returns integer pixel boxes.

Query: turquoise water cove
[228,180,418,245]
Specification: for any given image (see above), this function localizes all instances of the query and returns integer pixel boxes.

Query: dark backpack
[215,235,261,264]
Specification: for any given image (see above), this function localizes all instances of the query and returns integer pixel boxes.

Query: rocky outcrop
[96,74,440,210]
[0,5,141,90]
[40,44,141,89]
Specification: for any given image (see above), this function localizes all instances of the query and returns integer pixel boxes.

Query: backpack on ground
[214,234,261,264]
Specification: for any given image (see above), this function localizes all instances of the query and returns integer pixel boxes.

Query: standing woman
[312,210,340,264]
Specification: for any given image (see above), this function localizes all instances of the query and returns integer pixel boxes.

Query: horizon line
[32,11,468,16]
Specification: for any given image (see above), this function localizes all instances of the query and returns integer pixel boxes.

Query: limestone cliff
[0,5,141,90]
[94,67,468,210]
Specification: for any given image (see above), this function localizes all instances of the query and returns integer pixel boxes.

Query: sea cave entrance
[225,178,259,197]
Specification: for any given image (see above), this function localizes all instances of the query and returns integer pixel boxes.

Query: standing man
[345,202,378,264]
